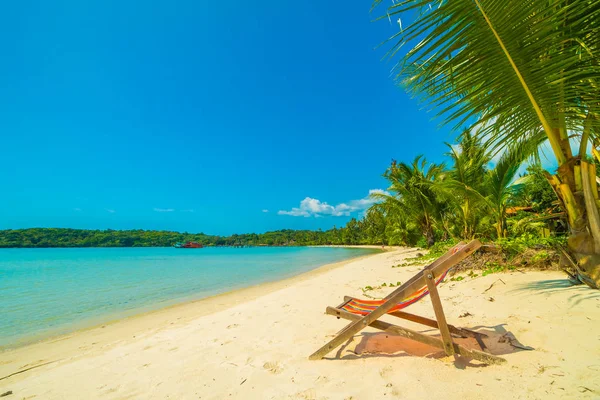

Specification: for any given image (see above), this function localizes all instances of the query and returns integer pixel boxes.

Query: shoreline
[0,248,385,376]
[2,247,598,399]
[309,244,401,250]
[0,244,396,249]
[1,246,381,352]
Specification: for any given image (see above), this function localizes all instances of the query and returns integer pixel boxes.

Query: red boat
[174,241,203,248]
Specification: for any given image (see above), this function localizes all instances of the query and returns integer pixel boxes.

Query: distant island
[0,225,373,248]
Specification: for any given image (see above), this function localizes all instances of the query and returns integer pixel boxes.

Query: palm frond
[375,0,600,159]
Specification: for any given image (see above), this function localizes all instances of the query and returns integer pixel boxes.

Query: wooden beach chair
[309,239,506,364]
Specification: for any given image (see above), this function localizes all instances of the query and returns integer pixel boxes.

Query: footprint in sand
[263,361,283,374]
[293,388,316,400]
[379,365,392,379]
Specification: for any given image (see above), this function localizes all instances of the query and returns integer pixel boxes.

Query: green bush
[496,234,566,257]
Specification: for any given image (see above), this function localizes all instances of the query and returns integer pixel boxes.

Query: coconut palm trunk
[375,0,600,288]
[472,1,600,288]
[545,124,599,288]
[496,209,505,239]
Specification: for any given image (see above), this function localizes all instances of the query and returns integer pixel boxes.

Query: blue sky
[0,1,458,235]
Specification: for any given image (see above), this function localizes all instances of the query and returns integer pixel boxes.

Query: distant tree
[373,156,445,247]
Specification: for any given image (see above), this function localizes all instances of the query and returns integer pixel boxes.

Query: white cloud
[368,189,390,196]
[154,208,175,212]
[277,189,390,218]
[180,209,195,213]
[105,208,116,213]
[262,209,269,213]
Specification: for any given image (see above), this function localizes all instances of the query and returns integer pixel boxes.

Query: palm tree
[436,130,532,240]
[361,207,388,244]
[373,156,445,246]
[374,0,600,288]
[440,130,491,239]
[370,200,419,245]
[484,145,530,239]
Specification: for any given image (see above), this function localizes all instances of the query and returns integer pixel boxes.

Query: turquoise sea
[0,247,375,349]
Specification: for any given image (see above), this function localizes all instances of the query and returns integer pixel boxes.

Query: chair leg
[425,273,455,356]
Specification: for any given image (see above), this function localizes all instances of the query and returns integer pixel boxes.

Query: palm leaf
[374,0,600,160]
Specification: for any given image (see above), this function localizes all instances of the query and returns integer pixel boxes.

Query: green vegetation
[362,281,403,293]
[372,0,599,288]
[0,227,372,248]
[496,234,566,257]
[368,132,567,247]
[0,228,215,248]
[482,262,516,277]
[0,158,574,250]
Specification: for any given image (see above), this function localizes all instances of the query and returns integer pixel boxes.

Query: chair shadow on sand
[332,324,532,369]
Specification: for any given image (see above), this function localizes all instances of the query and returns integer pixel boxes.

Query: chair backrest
[382,240,481,302]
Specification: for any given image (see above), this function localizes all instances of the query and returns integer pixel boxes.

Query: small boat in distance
[174,241,204,249]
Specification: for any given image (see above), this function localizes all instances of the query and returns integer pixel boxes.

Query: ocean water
[0,246,375,349]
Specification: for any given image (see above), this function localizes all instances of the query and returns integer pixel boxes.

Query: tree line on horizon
[0,148,565,251]
[0,227,369,248]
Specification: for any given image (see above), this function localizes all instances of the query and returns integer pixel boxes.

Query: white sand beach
[1,248,599,399]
